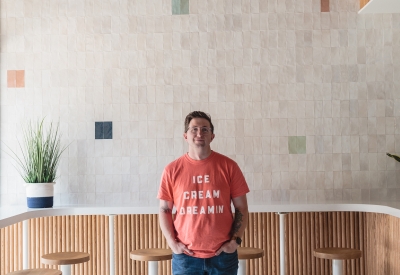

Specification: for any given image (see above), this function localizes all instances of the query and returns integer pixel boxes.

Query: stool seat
[130,248,172,262]
[41,252,90,265]
[238,247,264,260]
[7,269,62,275]
[237,247,264,275]
[314,247,362,260]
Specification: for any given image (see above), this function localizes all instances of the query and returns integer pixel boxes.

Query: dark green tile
[297,136,306,154]
[288,136,297,154]
[180,0,189,14]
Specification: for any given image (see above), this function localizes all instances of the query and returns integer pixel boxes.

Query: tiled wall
[1,0,400,206]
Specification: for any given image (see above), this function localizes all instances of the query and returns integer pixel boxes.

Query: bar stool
[237,247,264,275]
[7,269,62,275]
[130,248,172,275]
[41,252,90,275]
[314,247,362,275]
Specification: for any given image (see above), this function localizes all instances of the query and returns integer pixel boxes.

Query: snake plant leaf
[387,153,400,163]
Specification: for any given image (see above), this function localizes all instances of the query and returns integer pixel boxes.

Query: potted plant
[6,119,68,208]
[387,153,400,162]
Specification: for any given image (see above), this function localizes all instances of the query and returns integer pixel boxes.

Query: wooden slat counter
[1,201,400,275]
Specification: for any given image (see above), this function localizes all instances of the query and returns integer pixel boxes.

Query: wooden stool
[7,269,62,275]
[314,247,362,275]
[41,252,90,275]
[237,247,264,275]
[130,248,172,275]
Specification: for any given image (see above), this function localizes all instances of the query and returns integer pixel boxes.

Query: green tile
[172,0,189,15]
[180,0,189,14]
[288,136,297,154]
[172,0,181,14]
[297,136,306,154]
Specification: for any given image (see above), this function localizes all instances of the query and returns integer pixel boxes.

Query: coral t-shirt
[157,151,250,258]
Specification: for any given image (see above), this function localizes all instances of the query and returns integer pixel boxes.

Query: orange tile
[16,70,25,88]
[321,0,329,12]
[7,70,16,88]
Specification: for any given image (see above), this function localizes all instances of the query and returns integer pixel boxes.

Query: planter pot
[25,182,55,208]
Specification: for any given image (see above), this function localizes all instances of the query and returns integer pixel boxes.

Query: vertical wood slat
[3,212,400,275]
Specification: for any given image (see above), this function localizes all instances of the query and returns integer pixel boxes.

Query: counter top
[1,200,400,228]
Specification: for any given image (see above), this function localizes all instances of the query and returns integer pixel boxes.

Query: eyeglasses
[187,126,213,134]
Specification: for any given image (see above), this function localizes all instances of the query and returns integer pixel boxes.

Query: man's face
[184,118,215,148]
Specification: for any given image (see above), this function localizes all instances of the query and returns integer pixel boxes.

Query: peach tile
[7,70,16,88]
[16,70,25,87]
[321,0,329,12]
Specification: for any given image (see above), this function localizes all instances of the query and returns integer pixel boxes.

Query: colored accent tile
[288,136,307,154]
[288,136,297,154]
[16,70,25,87]
[321,0,329,12]
[172,0,189,15]
[297,136,306,154]
[103,122,113,139]
[95,122,103,139]
[180,0,189,14]
[7,70,16,88]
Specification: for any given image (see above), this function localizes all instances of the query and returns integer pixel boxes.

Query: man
[157,111,250,275]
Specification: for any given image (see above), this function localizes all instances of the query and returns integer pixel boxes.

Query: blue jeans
[172,251,238,275]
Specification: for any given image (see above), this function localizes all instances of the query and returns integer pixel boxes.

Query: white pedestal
[332,259,343,275]
[278,212,288,275]
[148,261,158,275]
[238,259,246,275]
[61,264,71,275]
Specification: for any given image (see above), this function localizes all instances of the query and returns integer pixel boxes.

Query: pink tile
[7,70,16,88]
[321,0,329,12]
[16,70,25,88]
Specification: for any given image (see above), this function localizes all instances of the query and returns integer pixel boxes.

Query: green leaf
[387,153,400,163]
[4,118,68,183]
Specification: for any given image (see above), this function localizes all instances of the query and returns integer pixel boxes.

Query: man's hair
[184,111,214,133]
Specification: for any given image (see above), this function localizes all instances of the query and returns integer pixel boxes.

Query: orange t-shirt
[157,151,250,258]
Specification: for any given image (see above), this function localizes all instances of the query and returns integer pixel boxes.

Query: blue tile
[95,122,103,139]
[103,121,113,139]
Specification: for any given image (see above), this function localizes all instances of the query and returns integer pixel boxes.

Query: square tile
[297,136,306,154]
[288,136,307,154]
[104,122,113,139]
[321,0,329,12]
[95,122,103,139]
[16,70,25,87]
[172,0,189,15]
[288,136,297,154]
[7,70,16,88]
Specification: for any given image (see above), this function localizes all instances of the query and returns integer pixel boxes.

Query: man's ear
[183,133,187,140]
[210,133,215,142]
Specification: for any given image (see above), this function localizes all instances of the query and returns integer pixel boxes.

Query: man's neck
[187,147,212,160]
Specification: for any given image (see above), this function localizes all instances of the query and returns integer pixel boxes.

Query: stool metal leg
[148,261,158,275]
[332,259,343,275]
[61,264,71,275]
[238,259,246,275]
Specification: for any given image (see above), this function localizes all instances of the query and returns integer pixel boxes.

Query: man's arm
[159,199,193,255]
[230,194,249,239]
[215,194,249,255]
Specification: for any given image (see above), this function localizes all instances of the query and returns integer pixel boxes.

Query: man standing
[157,111,250,275]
